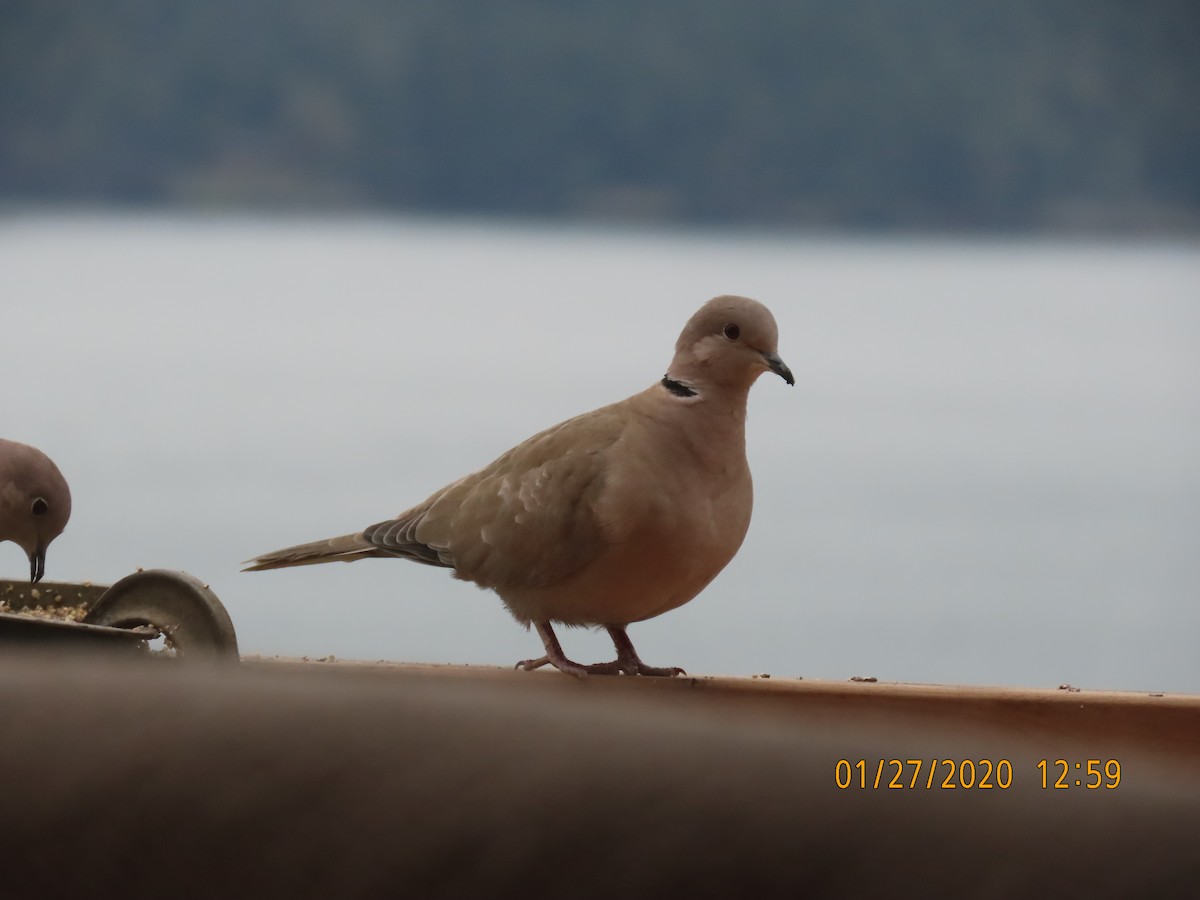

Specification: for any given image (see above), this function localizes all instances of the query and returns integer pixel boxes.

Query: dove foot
[514,644,591,678]
[515,625,594,677]
[602,625,686,676]
[617,661,687,677]
[514,654,587,676]
[582,659,686,677]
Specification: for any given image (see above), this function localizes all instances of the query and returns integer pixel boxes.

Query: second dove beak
[30,547,46,583]
[762,351,795,386]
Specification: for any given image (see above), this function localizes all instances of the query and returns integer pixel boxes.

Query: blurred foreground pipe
[0,655,1196,898]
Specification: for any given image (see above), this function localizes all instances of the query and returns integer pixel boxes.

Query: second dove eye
[31,497,49,516]
[723,323,740,340]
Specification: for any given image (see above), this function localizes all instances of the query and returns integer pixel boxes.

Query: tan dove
[246,295,793,676]
[0,438,72,583]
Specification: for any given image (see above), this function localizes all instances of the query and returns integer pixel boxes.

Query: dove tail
[242,533,380,572]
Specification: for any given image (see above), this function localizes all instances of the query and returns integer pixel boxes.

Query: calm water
[4,212,1198,691]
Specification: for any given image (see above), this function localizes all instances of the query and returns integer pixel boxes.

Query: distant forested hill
[1,0,1196,230]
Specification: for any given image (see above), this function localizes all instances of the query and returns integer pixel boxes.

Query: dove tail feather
[242,533,380,572]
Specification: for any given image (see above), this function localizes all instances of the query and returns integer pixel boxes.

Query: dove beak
[762,351,795,386]
[30,544,46,583]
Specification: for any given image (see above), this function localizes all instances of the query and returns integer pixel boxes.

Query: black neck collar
[661,375,697,397]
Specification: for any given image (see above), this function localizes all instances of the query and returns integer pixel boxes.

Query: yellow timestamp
[1037,758,1121,789]
[834,758,1014,790]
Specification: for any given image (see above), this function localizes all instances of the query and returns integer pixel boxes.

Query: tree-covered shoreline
[2,1,1197,232]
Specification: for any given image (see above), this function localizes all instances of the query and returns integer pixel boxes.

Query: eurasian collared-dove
[0,439,72,583]
[246,295,793,676]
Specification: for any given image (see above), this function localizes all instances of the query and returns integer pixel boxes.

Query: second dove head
[0,439,72,583]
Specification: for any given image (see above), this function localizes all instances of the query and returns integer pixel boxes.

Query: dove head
[0,440,72,583]
[665,295,794,394]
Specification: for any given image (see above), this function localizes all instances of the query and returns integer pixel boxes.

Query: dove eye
[31,497,49,516]
[723,323,740,341]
